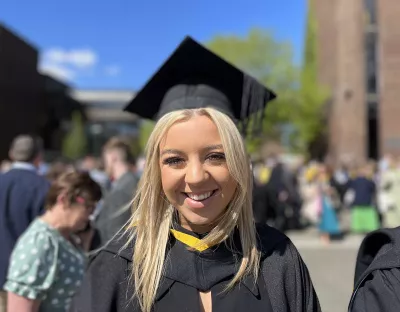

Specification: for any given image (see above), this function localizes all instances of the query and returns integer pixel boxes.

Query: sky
[1,0,307,90]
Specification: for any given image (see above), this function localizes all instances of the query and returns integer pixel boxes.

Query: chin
[73,222,89,233]
[179,209,221,229]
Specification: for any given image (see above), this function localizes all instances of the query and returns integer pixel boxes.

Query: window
[364,0,377,26]
[365,32,378,94]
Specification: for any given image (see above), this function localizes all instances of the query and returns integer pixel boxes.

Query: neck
[40,209,71,238]
[179,217,217,234]
[112,163,130,181]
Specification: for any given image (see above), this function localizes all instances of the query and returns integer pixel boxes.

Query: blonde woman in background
[71,37,320,312]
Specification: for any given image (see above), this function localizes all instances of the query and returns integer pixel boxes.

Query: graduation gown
[349,227,400,312]
[70,224,320,312]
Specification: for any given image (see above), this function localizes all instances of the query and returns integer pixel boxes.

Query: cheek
[219,176,238,201]
[160,167,183,198]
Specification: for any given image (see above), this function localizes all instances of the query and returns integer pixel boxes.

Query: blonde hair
[125,107,260,312]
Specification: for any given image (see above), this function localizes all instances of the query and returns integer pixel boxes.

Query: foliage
[207,29,299,153]
[296,0,330,152]
[62,111,87,160]
[139,120,155,153]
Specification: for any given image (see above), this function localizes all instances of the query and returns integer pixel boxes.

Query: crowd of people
[2,135,400,311]
[0,133,142,312]
[252,155,400,244]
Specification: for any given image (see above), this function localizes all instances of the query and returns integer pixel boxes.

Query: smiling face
[159,114,237,233]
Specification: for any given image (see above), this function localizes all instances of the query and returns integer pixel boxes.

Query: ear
[56,193,68,205]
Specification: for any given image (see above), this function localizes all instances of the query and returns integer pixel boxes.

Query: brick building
[313,0,400,162]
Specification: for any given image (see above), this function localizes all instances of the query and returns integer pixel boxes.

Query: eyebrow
[160,144,224,156]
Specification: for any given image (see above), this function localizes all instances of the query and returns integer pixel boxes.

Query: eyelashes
[162,153,226,166]
[163,157,183,165]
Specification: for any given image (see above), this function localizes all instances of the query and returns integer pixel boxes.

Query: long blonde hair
[126,107,260,312]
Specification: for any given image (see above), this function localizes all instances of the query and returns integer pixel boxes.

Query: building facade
[70,90,139,156]
[0,24,42,160]
[314,0,400,162]
[0,23,85,161]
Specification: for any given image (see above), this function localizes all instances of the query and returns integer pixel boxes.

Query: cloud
[39,63,76,81]
[39,48,98,82]
[43,48,98,68]
[104,65,121,77]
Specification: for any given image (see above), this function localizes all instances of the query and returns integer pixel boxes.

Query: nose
[185,159,208,185]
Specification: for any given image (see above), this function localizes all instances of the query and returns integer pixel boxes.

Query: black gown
[349,227,400,312]
[70,224,320,312]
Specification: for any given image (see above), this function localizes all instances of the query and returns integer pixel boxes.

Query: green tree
[62,111,87,160]
[207,29,299,153]
[296,0,330,153]
[139,120,155,153]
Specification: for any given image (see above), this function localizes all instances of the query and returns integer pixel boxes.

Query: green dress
[4,218,86,312]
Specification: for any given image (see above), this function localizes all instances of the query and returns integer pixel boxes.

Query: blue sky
[1,0,307,90]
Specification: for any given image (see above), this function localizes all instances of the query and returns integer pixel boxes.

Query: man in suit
[94,137,138,246]
[0,135,50,312]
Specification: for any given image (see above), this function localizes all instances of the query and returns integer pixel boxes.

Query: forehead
[160,115,223,151]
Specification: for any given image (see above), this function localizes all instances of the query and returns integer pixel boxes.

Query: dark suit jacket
[0,167,50,288]
[95,172,138,246]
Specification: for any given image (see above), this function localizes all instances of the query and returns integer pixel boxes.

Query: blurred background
[1,0,398,311]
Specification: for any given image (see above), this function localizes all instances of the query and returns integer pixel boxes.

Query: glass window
[364,0,377,26]
[365,32,378,94]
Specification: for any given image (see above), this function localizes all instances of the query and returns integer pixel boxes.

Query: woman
[4,171,102,312]
[316,165,340,244]
[71,36,320,312]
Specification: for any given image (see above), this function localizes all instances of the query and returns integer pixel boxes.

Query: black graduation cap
[124,36,276,135]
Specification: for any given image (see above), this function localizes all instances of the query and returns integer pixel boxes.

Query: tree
[62,111,87,160]
[139,120,155,153]
[207,29,300,154]
[296,0,330,154]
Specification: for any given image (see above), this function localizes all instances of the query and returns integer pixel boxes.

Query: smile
[183,190,218,202]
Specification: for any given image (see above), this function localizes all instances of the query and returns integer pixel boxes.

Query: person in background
[0,135,50,312]
[80,155,110,190]
[45,160,74,183]
[0,160,12,173]
[317,165,341,244]
[349,226,400,311]
[94,137,138,246]
[4,171,102,312]
[348,163,379,234]
[300,164,322,227]
[329,162,350,210]
[379,156,400,228]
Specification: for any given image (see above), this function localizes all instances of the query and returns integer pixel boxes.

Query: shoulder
[255,224,321,311]
[90,232,133,265]
[354,227,400,284]
[13,220,59,258]
[0,170,49,189]
[70,236,134,312]
[352,267,400,312]
[255,223,292,255]
[255,224,307,272]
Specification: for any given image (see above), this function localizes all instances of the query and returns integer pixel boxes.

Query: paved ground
[287,229,364,312]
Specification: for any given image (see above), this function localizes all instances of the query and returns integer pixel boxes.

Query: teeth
[187,191,212,201]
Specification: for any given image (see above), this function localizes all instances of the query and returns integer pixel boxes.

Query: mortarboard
[124,36,277,135]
